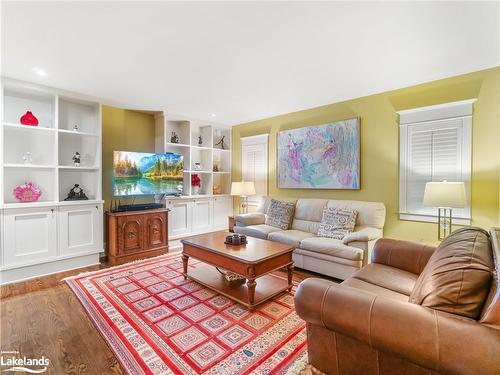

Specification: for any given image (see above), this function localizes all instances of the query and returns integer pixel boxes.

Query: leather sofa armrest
[342,227,382,245]
[235,213,265,227]
[294,278,500,375]
[371,238,436,275]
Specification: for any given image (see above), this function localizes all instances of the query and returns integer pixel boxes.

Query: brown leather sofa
[294,227,500,375]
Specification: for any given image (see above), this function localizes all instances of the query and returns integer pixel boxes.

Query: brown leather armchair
[294,227,500,375]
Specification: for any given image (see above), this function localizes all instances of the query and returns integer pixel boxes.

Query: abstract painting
[277,118,360,189]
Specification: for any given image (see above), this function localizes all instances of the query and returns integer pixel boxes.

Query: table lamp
[423,181,466,240]
[231,181,256,214]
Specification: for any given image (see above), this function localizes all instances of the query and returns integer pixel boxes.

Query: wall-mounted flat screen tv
[113,151,183,196]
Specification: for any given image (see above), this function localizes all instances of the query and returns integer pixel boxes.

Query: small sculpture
[73,124,79,132]
[72,152,81,167]
[64,184,89,201]
[194,162,202,171]
[22,152,32,165]
[215,135,226,150]
[170,131,179,144]
[213,164,219,172]
[198,135,203,145]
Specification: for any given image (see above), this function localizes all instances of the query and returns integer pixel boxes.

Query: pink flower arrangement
[14,182,42,202]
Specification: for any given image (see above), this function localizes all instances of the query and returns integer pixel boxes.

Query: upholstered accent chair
[294,227,500,375]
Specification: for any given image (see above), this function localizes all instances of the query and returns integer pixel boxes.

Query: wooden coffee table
[180,232,294,310]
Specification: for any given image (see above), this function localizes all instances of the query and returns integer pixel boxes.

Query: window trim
[398,99,475,225]
[241,134,269,209]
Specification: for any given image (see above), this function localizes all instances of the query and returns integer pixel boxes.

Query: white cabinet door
[3,207,57,266]
[166,199,192,237]
[213,196,232,229]
[59,204,103,255]
[192,199,213,233]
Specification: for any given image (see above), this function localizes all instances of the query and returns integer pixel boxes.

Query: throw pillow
[265,199,295,230]
[317,207,358,239]
[409,227,493,320]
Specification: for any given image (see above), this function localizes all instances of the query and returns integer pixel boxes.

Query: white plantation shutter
[241,135,268,208]
[399,100,473,223]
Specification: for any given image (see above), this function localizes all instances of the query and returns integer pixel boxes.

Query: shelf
[165,142,190,148]
[213,148,231,152]
[1,199,105,209]
[213,171,231,174]
[191,145,212,151]
[184,170,212,173]
[3,122,55,132]
[58,166,99,170]
[4,164,56,169]
[58,129,99,137]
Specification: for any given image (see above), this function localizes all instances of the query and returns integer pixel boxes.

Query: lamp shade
[230,181,255,196]
[423,181,466,208]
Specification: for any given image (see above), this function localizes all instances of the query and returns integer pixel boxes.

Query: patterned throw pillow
[317,208,358,239]
[265,199,296,230]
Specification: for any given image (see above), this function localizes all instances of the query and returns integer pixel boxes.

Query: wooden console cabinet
[107,208,169,265]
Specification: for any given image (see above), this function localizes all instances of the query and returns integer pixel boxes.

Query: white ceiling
[2,1,499,125]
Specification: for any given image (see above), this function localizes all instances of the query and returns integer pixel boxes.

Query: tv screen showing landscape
[113,151,183,196]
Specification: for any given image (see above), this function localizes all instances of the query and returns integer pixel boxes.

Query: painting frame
[276,118,360,190]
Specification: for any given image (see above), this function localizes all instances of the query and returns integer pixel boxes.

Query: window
[241,134,269,209]
[399,99,474,224]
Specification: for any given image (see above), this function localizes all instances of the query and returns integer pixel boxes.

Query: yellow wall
[102,106,156,212]
[231,67,500,244]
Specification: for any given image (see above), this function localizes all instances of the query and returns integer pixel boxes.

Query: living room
[1,2,499,374]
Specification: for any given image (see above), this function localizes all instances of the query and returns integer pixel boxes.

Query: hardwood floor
[0,254,337,374]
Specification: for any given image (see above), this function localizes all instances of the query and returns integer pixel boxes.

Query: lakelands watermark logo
[0,351,49,373]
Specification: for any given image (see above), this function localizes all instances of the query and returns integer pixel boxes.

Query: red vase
[20,111,39,126]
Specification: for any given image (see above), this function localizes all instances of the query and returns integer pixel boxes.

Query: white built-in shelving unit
[0,78,103,284]
[154,113,233,240]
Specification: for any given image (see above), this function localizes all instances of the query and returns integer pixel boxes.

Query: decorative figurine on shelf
[14,182,42,202]
[194,162,202,171]
[20,111,38,126]
[198,135,203,145]
[73,124,79,132]
[72,152,81,167]
[22,152,33,165]
[215,135,227,150]
[213,163,219,172]
[170,131,179,144]
[191,174,201,195]
[213,184,221,194]
[64,184,89,201]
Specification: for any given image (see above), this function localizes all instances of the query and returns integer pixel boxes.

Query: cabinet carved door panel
[146,214,167,249]
[118,217,143,254]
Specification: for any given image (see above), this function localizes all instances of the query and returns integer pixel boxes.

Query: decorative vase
[192,186,200,195]
[14,182,42,202]
[20,111,39,126]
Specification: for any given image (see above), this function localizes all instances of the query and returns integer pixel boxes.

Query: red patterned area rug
[65,253,308,374]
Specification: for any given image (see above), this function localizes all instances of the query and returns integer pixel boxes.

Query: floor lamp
[423,181,466,240]
[231,181,256,214]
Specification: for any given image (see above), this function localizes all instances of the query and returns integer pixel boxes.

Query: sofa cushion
[317,207,357,239]
[290,199,328,234]
[300,237,364,261]
[326,199,385,229]
[410,227,494,320]
[234,224,282,240]
[352,263,418,296]
[268,230,315,248]
[342,277,410,302]
[265,199,296,230]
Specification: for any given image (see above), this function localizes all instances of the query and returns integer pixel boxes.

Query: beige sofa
[234,197,386,280]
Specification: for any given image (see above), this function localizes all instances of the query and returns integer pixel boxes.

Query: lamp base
[438,207,452,241]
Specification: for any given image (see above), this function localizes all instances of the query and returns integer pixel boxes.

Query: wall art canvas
[277,118,360,189]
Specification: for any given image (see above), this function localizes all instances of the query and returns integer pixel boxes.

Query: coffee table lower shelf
[186,262,289,309]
